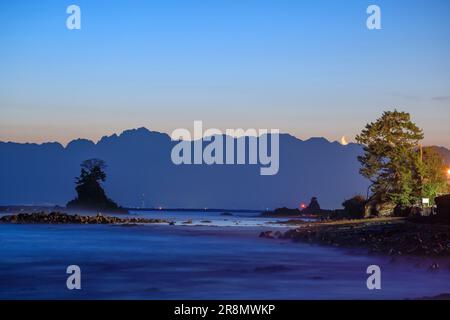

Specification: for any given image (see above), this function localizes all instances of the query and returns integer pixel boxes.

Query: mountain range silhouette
[1,127,448,209]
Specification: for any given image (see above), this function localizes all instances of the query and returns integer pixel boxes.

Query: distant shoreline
[127,207,263,213]
[0,205,263,214]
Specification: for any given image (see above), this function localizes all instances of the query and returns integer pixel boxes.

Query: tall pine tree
[356,110,423,208]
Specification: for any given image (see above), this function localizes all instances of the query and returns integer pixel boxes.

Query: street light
[446,168,450,188]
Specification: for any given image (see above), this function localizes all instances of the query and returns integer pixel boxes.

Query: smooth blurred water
[126,209,314,227]
[0,213,449,299]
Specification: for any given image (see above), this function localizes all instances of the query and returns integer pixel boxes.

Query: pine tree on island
[67,159,122,212]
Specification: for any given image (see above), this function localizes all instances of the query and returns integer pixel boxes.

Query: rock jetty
[0,212,169,225]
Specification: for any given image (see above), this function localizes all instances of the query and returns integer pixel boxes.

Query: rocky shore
[260,217,450,257]
[0,212,169,225]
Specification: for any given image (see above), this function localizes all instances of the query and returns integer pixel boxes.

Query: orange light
[447,169,450,175]
[300,203,306,209]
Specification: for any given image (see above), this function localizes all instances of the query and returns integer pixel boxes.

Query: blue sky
[1,0,449,147]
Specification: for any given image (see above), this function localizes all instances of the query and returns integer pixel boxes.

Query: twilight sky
[0,0,449,147]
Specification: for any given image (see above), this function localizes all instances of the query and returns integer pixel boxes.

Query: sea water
[0,211,449,299]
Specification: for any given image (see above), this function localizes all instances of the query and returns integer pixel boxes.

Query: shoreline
[261,217,450,259]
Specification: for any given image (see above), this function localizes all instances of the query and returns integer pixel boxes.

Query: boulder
[364,200,396,217]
